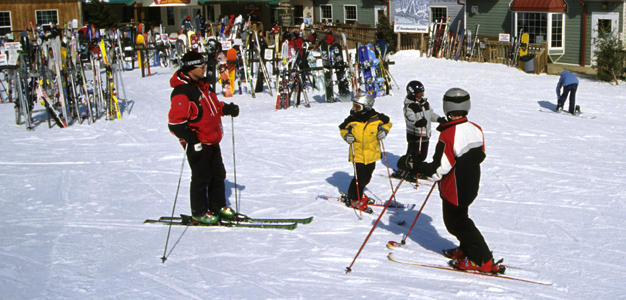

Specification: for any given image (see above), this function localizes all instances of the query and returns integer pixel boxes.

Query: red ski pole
[379,139,399,211]
[345,178,404,274]
[387,182,436,248]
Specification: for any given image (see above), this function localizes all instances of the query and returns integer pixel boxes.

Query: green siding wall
[315,0,380,26]
[465,0,624,66]
[466,0,512,37]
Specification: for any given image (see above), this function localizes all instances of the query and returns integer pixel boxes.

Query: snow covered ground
[1,52,625,299]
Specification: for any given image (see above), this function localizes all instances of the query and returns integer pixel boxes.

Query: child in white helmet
[339,94,392,213]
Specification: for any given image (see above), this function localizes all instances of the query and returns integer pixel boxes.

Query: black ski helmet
[180,51,205,73]
[443,88,471,116]
[406,80,425,99]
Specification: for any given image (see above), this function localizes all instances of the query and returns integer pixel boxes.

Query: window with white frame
[431,7,447,23]
[550,14,563,48]
[344,5,357,25]
[320,5,332,24]
[36,10,59,26]
[516,12,564,50]
[0,11,11,36]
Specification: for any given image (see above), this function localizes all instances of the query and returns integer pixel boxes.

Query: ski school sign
[153,0,192,4]
[394,0,430,33]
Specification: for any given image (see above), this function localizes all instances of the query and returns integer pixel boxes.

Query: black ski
[539,107,595,119]
[144,214,300,230]
[156,215,313,225]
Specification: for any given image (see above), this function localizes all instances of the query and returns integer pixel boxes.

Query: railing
[281,25,376,49]
[279,26,548,74]
[398,33,427,52]
[483,41,548,74]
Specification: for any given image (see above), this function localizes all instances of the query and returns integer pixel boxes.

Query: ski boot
[556,102,564,112]
[192,211,220,225]
[450,257,505,274]
[390,169,404,180]
[573,105,581,115]
[340,193,352,207]
[350,199,373,214]
[442,247,465,260]
[217,206,237,220]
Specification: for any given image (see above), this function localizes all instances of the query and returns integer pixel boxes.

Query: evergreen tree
[86,0,120,29]
[592,34,625,85]
[375,14,396,53]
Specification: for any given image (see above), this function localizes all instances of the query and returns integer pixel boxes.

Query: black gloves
[414,118,427,127]
[437,117,447,123]
[223,102,239,117]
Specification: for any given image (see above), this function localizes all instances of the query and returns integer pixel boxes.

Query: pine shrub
[592,34,625,85]
[375,14,397,53]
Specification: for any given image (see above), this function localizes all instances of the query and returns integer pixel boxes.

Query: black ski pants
[186,144,227,217]
[406,133,430,167]
[441,167,492,265]
[348,162,375,201]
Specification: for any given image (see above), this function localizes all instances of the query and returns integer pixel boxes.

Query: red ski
[387,252,551,286]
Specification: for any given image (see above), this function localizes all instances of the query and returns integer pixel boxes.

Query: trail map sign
[394,0,430,33]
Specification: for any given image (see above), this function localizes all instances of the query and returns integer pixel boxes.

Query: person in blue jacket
[556,71,579,114]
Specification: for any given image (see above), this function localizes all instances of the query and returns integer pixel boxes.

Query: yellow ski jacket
[339,110,392,165]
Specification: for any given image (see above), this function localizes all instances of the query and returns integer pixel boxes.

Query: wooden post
[396,32,401,53]
[420,33,424,56]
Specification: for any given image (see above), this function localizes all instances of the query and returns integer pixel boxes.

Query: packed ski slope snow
[1,51,625,299]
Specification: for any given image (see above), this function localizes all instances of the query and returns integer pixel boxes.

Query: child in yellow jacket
[338,94,392,213]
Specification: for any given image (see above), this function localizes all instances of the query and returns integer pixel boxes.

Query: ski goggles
[182,58,206,68]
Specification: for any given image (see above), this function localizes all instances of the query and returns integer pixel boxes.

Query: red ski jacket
[417,117,485,206]
[168,71,225,146]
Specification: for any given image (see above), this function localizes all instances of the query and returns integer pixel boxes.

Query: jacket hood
[437,116,467,132]
[170,70,192,89]
[170,70,209,90]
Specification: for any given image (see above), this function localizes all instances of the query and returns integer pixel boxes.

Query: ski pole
[388,182,436,248]
[161,143,188,263]
[378,133,398,212]
[231,116,239,213]
[348,127,361,207]
[346,178,404,274]
[418,128,423,155]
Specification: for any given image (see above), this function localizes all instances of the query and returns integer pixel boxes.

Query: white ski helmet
[443,88,471,116]
[352,93,375,110]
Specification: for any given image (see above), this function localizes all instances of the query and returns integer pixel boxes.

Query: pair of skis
[145,214,313,230]
[386,242,551,286]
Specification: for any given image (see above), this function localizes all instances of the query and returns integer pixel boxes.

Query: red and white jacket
[168,71,225,146]
[417,117,485,206]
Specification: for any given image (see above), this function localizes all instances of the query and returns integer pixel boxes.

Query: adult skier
[413,88,502,274]
[556,70,579,114]
[393,81,445,181]
[339,94,392,213]
[181,15,193,34]
[168,51,240,224]
[373,32,389,61]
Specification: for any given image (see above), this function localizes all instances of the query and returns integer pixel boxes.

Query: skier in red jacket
[415,88,503,274]
[168,51,240,224]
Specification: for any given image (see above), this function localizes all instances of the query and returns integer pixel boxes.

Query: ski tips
[386,241,403,249]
